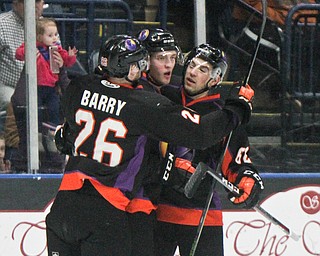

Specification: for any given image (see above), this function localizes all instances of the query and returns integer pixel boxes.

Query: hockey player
[154,44,264,256]
[137,28,183,92]
[45,35,254,256]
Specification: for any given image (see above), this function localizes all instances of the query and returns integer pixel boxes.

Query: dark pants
[10,86,63,172]
[154,221,224,256]
[46,181,156,256]
[38,86,61,126]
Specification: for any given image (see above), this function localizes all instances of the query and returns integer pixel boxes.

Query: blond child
[15,17,77,126]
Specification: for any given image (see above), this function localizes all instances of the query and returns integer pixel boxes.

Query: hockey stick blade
[184,162,208,199]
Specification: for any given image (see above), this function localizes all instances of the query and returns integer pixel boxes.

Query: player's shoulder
[69,73,100,85]
[160,84,181,102]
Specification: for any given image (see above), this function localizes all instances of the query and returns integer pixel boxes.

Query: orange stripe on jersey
[59,172,130,211]
[221,149,238,183]
[126,198,157,214]
[59,172,88,190]
[156,204,223,226]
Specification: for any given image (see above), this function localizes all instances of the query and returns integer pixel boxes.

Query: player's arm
[137,84,254,149]
[221,127,264,208]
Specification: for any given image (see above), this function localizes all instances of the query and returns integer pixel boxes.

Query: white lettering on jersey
[181,109,200,124]
[235,146,252,164]
[80,89,126,116]
[162,152,175,181]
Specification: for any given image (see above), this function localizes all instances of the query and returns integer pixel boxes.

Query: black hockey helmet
[184,44,228,81]
[97,35,149,78]
[137,28,183,64]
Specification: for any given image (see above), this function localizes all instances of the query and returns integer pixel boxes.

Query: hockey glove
[224,84,254,125]
[228,168,264,209]
[54,122,74,155]
[160,158,213,207]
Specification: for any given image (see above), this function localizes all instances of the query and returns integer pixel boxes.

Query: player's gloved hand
[54,122,74,155]
[161,158,213,206]
[161,158,194,192]
[228,167,264,209]
[224,84,254,125]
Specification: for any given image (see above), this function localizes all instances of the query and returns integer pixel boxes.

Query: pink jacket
[16,42,76,87]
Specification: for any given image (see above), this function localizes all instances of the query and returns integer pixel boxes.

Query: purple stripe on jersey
[212,191,222,210]
[114,135,147,191]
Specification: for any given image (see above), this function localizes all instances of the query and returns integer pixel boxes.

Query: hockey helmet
[184,44,228,81]
[137,28,183,65]
[98,35,149,78]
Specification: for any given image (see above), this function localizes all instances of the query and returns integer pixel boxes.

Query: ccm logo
[162,153,174,181]
[222,176,240,195]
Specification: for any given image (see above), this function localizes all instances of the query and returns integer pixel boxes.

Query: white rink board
[0,185,319,256]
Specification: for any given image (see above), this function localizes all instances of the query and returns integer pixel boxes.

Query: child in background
[0,132,11,173]
[15,17,77,127]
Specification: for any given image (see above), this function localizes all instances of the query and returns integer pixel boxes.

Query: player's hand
[224,84,254,125]
[239,84,254,106]
[228,83,254,106]
[54,122,74,155]
[228,168,264,208]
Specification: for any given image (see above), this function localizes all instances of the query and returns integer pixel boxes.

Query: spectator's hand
[0,159,11,173]
[36,49,41,58]
[52,51,64,68]
[68,46,78,56]
[228,168,264,209]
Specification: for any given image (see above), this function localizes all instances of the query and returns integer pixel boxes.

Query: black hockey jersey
[59,74,243,212]
[157,85,254,226]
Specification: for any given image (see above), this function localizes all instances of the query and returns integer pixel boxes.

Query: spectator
[0,0,44,131]
[46,34,254,255]
[15,17,77,127]
[3,102,19,164]
[10,64,71,173]
[155,44,263,256]
[232,0,317,27]
[0,132,11,173]
[10,17,76,172]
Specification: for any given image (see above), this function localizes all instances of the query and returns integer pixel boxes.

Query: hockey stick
[187,135,231,256]
[185,162,301,241]
[186,2,268,255]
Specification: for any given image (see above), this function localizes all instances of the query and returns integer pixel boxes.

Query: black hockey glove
[54,122,74,155]
[162,158,213,203]
[228,167,264,209]
[224,84,254,125]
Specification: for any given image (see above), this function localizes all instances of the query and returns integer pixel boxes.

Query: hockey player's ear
[208,75,221,89]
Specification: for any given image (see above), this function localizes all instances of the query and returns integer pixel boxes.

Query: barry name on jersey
[80,89,127,116]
